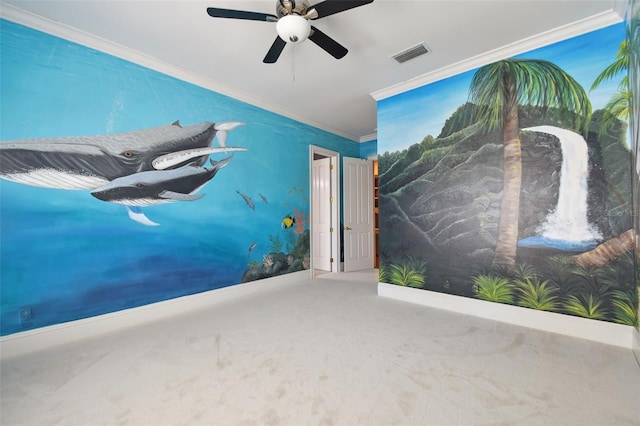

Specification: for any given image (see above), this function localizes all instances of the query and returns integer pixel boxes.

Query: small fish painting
[248,241,257,256]
[259,193,268,204]
[282,215,295,229]
[236,190,255,211]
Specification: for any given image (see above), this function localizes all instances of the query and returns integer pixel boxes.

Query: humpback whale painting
[91,156,234,226]
[0,19,357,337]
[0,120,247,225]
[91,156,233,206]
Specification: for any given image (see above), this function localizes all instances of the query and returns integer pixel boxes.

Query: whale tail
[214,122,245,151]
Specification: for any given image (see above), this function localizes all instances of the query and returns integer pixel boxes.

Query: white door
[343,157,374,272]
[312,157,333,271]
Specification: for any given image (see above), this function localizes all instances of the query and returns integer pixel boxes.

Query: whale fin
[126,206,160,226]
[152,146,246,170]
[214,121,244,132]
[214,122,244,150]
[159,190,205,202]
[171,120,182,128]
[210,155,233,170]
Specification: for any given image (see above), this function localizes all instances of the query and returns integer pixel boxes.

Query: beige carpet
[1,270,639,425]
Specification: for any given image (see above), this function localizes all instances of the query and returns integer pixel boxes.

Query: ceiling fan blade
[311,0,374,19]
[263,36,287,63]
[308,26,348,59]
[206,7,277,22]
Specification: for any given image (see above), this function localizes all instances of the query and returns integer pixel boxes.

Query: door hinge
[329,164,334,170]
[330,227,334,233]
[329,196,333,203]
[330,257,334,263]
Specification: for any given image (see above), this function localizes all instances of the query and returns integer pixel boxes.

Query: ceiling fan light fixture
[276,14,311,43]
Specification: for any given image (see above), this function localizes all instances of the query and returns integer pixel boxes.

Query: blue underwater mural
[359,139,377,159]
[1,120,246,226]
[377,21,638,326]
[0,20,359,336]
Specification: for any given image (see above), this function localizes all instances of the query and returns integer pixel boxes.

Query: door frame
[309,145,340,277]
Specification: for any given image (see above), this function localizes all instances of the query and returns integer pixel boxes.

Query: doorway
[342,157,375,272]
[310,146,339,277]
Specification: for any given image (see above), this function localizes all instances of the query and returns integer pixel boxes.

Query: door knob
[345,226,352,230]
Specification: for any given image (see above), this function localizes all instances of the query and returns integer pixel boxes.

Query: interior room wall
[0,19,362,337]
[627,0,640,356]
[376,21,637,329]
[359,139,377,159]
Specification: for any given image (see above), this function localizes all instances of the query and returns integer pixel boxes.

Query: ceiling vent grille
[392,43,430,64]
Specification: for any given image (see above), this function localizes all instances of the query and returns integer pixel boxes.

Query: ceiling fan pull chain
[291,44,296,82]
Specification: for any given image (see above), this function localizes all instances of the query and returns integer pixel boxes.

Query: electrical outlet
[19,307,33,323]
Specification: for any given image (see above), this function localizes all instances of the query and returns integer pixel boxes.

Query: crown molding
[371,9,625,101]
[359,133,377,143]
[0,4,360,142]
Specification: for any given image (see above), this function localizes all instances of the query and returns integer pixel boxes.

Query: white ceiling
[0,0,628,142]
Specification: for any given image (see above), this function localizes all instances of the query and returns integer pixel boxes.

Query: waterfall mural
[377,22,638,326]
[518,126,602,251]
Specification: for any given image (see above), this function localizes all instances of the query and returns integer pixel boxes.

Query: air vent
[392,43,430,64]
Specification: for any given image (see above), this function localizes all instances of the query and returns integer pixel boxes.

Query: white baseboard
[378,283,635,349]
[633,328,640,365]
[0,270,311,360]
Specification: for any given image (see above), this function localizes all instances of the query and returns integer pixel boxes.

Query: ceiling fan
[206,0,374,63]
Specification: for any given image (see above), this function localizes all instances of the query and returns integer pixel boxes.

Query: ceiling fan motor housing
[275,0,313,43]
[206,0,374,63]
[276,0,311,18]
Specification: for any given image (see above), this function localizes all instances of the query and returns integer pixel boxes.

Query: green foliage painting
[377,22,638,326]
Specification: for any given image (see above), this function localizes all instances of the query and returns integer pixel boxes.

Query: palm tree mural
[590,39,630,131]
[577,16,638,269]
[468,59,592,267]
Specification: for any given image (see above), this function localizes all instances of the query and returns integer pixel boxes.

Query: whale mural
[0,19,338,337]
[90,156,234,225]
[0,120,247,225]
[91,156,233,206]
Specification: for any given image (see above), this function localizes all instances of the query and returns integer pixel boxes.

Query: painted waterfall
[377,23,637,325]
[518,126,602,251]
